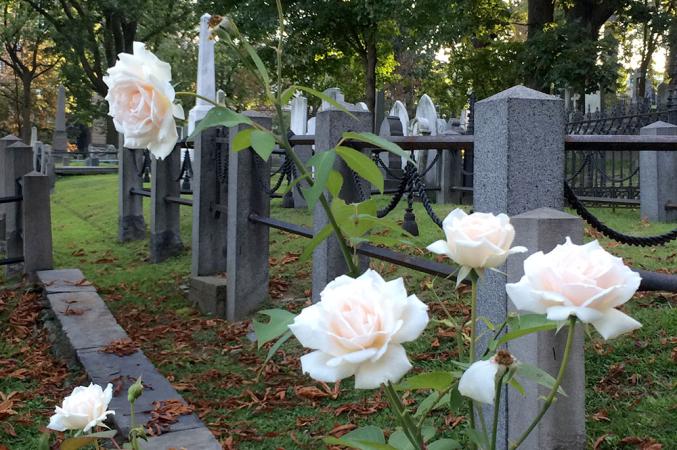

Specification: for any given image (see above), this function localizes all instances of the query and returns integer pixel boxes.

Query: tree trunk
[365,33,377,130]
[526,0,555,89]
[20,76,32,143]
[528,0,555,40]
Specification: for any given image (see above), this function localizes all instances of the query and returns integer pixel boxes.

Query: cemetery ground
[0,174,675,449]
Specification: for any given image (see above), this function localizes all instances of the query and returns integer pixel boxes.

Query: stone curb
[37,269,222,450]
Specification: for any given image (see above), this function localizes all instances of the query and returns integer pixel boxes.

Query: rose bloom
[289,270,429,389]
[427,209,526,281]
[47,383,115,433]
[104,42,184,159]
[458,351,514,405]
[507,237,641,340]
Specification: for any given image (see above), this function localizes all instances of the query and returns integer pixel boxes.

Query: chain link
[565,183,676,246]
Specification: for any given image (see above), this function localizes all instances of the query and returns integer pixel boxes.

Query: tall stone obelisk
[188,14,216,134]
[52,85,69,152]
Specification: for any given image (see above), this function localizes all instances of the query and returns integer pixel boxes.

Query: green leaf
[324,426,396,450]
[396,371,459,392]
[336,146,384,193]
[280,173,311,194]
[242,41,270,89]
[387,429,414,450]
[252,309,296,349]
[188,106,252,140]
[414,390,451,418]
[283,85,357,119]
[342,132,413,163]
[261,329,293,367]
[326,170,344,197]
[447,385,464,412]
[61,431,117,450]
[466,428,490,450]
[330,199,379,239]
[508,377,526,396]
[300,223,332,261]
[250,130,276,160]
[302,150,336,209]
[490,314,558,350]
[232,128,254,152]
[427,439,462,450]
[515,363,567,396]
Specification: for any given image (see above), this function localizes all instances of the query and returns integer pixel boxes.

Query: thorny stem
[509,316,578,450]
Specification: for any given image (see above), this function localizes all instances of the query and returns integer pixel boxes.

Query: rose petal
[353,344,412,389]
[300,351,357,383]
[391,295,429,343]
[458,359,499,405]
[426,240,450,256]
[590,308,642,340]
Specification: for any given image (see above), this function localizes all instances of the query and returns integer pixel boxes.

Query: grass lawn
[1,173,675,449]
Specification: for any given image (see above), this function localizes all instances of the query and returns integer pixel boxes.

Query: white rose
[506,237,642,340]
[47,383,115,433]
[427,209,527,281]
[104,42,184,159]
[289,269,429,389]
[458,351,515,405]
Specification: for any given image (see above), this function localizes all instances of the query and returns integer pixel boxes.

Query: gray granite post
[53,85,69,153]
[22,172,54,277]
[291,145,312,209]
[503,208,586,450]
[150,148,183,262]
[118,135,146,241]
[190,127,228,276]
[189,127,228,317]
[312,109,372,303]
[472,86,570,449]
[474,85,565,344]
[640,121,677,222]
[226,112,272,320]
[0,134,21,243]
[438,148,462,204]
[3,141,34,276]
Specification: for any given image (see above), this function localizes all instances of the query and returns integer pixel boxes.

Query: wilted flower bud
[128,377,144,404]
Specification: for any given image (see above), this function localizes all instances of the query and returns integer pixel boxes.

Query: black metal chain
[377,163,415,218]
[565,183,677,246]
[253,154,294,196]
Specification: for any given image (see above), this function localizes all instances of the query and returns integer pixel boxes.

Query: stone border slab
[38,268,97,293]
[37,269,221,450]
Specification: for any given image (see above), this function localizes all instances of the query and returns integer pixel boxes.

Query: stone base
[190,276,228,318]
[150,230,183,263]
[119,215,146,242]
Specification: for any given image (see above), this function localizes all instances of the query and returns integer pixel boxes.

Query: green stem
[509,316,577,450]
[383,382,425,450]
[274,104,360,277]
[490,373,507,450]
[269,0,359,278]
[468,273,479,440]
[175,91,221,108]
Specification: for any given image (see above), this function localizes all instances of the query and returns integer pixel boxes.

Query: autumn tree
[0,0,60,142]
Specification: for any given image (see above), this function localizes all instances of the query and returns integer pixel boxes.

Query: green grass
[1,173,675,449]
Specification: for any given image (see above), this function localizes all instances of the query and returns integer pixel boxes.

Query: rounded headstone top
[478,85,561,104]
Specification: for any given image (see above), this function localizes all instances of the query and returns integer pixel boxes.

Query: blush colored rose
[506,237,641,340]
[104,42,184,159]
[427,209,526,280]
[47,383,114,433]
[289,269,429,389]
